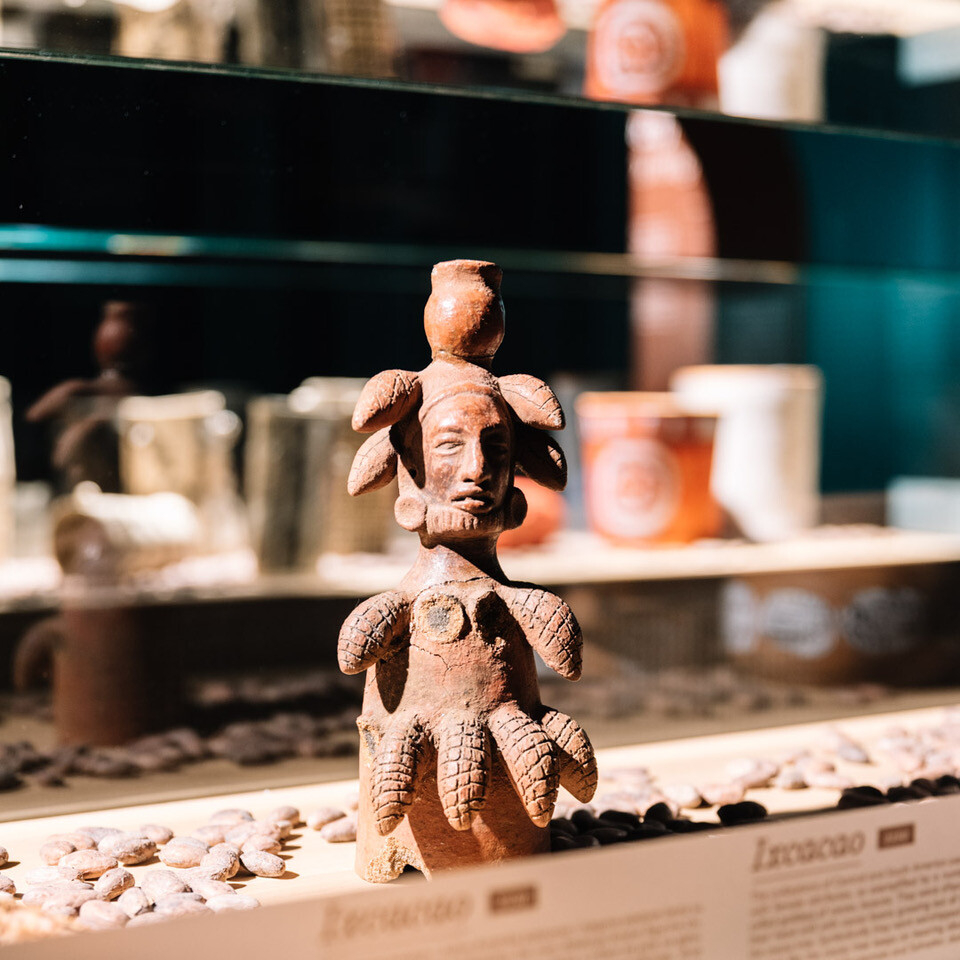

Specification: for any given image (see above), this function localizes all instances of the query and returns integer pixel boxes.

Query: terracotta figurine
[339,260,597,882]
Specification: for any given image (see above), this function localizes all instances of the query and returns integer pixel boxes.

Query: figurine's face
[421,393,512,518]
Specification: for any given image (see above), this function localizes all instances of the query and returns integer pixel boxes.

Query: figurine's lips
[451,491,495,513]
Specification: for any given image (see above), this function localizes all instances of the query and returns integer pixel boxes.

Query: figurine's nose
[460,440,489,484]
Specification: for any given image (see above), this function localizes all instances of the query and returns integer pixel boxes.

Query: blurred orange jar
[576,392,719,544]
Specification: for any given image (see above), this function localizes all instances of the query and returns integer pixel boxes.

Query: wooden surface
[0,703,956,906]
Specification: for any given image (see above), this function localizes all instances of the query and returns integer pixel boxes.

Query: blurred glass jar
[671,365,823,542]
[576,391,719,544]
[245,378,395,572]
[117,390,247,553]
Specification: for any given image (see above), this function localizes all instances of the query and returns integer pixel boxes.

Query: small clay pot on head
[424,260,504,366]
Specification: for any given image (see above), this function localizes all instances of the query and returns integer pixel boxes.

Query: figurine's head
[424,260,504,367]
[348,260,567,549]
[395,384,522,542]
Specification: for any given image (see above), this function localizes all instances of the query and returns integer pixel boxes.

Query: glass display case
[1,17,960,952]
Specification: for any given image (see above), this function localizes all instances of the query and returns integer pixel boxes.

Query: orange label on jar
[584,0,727,105]
[591,437,681,539]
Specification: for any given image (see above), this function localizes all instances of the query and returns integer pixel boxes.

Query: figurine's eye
[434,436,463,455]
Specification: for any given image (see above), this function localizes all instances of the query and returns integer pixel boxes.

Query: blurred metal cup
[245,378,395,572]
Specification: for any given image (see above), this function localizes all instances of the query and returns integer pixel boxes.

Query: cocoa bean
[153,893,210,917]
[128,912,170,926]
[195,853,239,881]
[306,808,345,830]
[210,842,241,858]
[661,783,704,810]
[773,766,807,790]
[643,802,675,824]
[40,840,75,865]
[804,771,855,790]
[79,899,129,929]
[25,866,62,884]
[160,838,208,868]
[268,805,300,825]
[549,818,576,837]
[551,834,576,852]
[141,869,190,902]
[42,886,98,913]
[209,809,254,826]
[139,824,174,846]
[725,758,778,789]
[242,836,282,856]
[117,887,151,918]
[717,801,768,825]
[699,783,746,806]
[596,810,641,830]
[99,834,157,865]
[192,825,227,846]
[0,845,8,867]
[319,816,357,843]
[75,826,123,845]
[224,823,258,845]
[588,827,628,845]
[48,832,96,851]
[0,875,14,895]
[58,850,118,881]
[187,878,235,901]
[837,786,889,809]
[239,850,285,877]
[94,867,135,900]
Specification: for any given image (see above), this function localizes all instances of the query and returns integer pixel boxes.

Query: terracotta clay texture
[340,260,597,882]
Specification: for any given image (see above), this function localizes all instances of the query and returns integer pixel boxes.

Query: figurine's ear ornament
[347,427,399,497]
[514,423,567,490]
[352,370,422,433]
[497,374,564,431]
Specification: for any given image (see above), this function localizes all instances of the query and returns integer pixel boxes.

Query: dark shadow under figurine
[339,260,597,882]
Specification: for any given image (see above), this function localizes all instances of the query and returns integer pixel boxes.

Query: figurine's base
[356,755,550,882]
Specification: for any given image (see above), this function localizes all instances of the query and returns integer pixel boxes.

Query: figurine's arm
[501,585,582,680]
[498,374,564,430]
[338,591,410,675]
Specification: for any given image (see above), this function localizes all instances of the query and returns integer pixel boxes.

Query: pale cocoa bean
[99,834,157,865]
[153,893,211,917]
[128,912,170,926]
[117,886,151,918]
[246,820,285,842]
[210,842,241,857]
[319,815,357,843]
[40,840,75,865]
[207,894,259,912]
[773,766,808,790]
[192,824,227,845]
[79,899,129,929]
[239,851,285,878]
[225,823,258,845]
[21,880,93,904]
[75,826,123,845]
[209,809,254,826]
[48,832,96,851]
[342,793,360,811]
[141,869,190,902]
[25,866,63,885]
[138,824,174,845]
[195,853,239,881]
[42,896,83,918]
[0,875,14,895]
[58,850,118,881]
[306,807,345,830]
[699,783,745,806]
[725,758,778,788]
[42,886,98,913]
[267,818,294,840]
[94,867,135,901]
[661,783,703,810]
[159,839,208,868]
[188,878,235,901]
[242,836,282,856]
[268,805,300,825]
[0,845,8,867]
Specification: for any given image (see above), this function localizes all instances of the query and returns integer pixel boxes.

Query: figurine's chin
[425,503,505,540]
